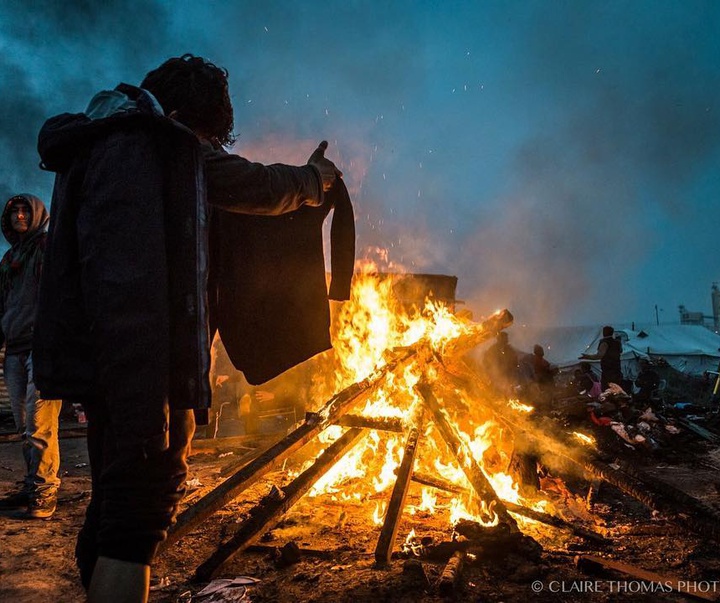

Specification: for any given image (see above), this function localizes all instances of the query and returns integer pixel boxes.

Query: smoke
[0,0,173,246]
[1,1,718,326]
[456,1,720,327]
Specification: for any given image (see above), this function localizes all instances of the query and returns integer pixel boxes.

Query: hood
[1,194,49,246]
[37,83,169,173]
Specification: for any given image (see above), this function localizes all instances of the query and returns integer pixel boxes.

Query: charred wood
[508,449,539,497]
[584,459,720,542]
[575,555,719,602]
[163,350,417,551]
[454,520,542,560]
[374,404,426,567]
[437,550,465,596]
[401,559,431,590]
[411,471,465,494]
[334,414,404,432]
[502,501,608,545]
[194,428,365,582]
[417,382,518,530]
[676,418,720,445]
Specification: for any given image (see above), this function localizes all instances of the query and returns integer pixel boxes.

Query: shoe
[0,489,30,509]
[15,493,57,520]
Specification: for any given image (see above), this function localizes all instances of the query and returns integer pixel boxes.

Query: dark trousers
[75,399,195,588]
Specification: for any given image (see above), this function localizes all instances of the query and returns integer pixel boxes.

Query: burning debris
[159,266,720,597]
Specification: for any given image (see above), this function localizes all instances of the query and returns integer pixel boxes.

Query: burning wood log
[194,427,365,582]
[412,472,605,544]
[437,550,466,596]
[164,349,416,550]
[502,500,608,545]
[441,308,514,358]
[333,414,404,432]
[508,448,539,497]
[374,404,426,567]
[416,382,518,530]
[411,471,464,494]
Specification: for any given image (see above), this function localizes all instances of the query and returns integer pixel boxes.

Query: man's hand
[254,390,275,403]
[307,140,342,192]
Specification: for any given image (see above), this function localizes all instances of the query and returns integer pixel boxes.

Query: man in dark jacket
[34,54,339,602]
[580,325,624,390]
[0,194,62,519]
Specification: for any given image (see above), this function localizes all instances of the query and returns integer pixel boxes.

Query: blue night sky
[1,1,718,328]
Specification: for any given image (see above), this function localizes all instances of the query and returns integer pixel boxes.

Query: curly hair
[141,54,235,147]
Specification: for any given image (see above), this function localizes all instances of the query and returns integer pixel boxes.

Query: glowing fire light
[294,261,556,534]
[372,501,386,526]
[507,399,534,413]
[572,431,596,447]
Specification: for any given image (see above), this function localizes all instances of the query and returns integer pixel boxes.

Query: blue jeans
[4,351,62,496]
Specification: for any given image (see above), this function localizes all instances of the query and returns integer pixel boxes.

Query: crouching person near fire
[33,54,339,603]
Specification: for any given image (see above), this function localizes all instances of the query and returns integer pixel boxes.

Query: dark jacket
[209,179,355,384]
[0,194,49,353]
[599,335,623,387]
[34,84,323,452]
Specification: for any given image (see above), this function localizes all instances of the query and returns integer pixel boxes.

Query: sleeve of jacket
[203,145,324,215]
[327,179,356,301]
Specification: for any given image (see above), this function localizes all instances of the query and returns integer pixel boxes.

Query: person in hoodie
[34,54,339,603]
[0,194,62,519]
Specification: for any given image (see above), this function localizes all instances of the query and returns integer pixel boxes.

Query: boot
[15,491,57,519]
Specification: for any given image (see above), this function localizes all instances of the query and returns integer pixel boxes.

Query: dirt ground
[3,412,720,603]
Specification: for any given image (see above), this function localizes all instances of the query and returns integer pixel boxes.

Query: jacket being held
[210,178,355,385]
[0,194,49,354]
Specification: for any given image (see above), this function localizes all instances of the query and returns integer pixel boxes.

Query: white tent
[490,323,720,379]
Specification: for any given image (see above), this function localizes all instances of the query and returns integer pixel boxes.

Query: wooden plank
[442,309,513,358]
[416,382,518,529]
[412,472,606,544]
[411,471,465,494]
[503,501,608,545]
[677,418,720,445]
[163,350,417,551]
[576,555,719,602]
[437,550,466,596]
[374,405,425,567]
[194,428,365,581]
[334,414,404,433]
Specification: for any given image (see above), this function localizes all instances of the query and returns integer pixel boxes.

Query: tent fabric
[483,323,720,378]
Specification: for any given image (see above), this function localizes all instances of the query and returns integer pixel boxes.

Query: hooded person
[0,193,63,519]
[33,54,340,602]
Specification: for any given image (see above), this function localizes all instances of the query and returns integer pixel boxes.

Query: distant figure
[580,325,623,390]
[483,331,518,396]
[573,361,601,398]
[531,344,558,388]
[634,359,660,404]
